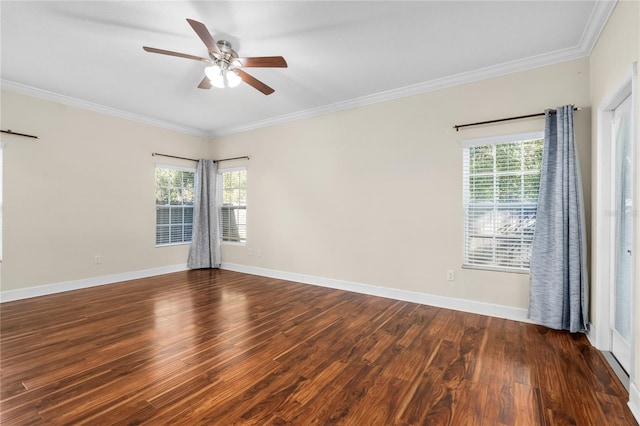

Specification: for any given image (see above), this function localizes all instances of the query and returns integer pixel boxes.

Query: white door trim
[594,63,637,380]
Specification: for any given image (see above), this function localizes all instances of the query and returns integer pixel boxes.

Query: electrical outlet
[447,269,455,281]
[248,248,253,256]
[94,255,102,264]
[257,248,262,258]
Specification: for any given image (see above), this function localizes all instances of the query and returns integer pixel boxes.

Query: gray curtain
[528,105,588,333]
[187,160,221,269]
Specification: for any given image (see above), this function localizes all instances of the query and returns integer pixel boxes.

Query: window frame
[461,131,544,273]
[155,164,196,247]
[217,166,247,245]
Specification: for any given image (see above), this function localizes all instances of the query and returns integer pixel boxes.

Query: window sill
[156,242,191,248]
[221,241,246,246]
[462,264,530,275]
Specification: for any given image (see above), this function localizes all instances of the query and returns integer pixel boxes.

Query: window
[462,132,544,271]
[155,166,195,245]
[218,168,247,243]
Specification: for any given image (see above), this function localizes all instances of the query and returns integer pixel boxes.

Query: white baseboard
[585,322,597,347]
[0,264,188,303]
[2,261,531,324]
[221,262,532,324]
[629,382,640,423]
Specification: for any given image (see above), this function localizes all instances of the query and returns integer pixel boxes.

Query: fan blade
[237,69,275,95]
[186,18,220,54]
[198,76,212,89]
[236,56,288,68]
[143,46,210,62]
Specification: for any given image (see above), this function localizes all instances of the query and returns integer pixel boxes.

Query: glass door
[611,95,633,373]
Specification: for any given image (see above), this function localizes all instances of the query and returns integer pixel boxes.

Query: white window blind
[155,165,195,246]
[462,133,544,271]
[218,168,247,243]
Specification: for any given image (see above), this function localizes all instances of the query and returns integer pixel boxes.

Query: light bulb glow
[205,65,225,88]
[226,70,241,88]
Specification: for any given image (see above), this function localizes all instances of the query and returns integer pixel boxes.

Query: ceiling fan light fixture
[226,70,242,88]
[205,65,225,88]
[144,19,284,94]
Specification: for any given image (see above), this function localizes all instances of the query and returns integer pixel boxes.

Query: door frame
[594,63,637,381]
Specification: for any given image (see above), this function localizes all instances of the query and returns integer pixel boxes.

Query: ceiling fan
[143,19,287,95]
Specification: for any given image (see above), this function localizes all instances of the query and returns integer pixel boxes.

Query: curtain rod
[152,153,249,162]
[453,107,581,131]
[1,129,39,139]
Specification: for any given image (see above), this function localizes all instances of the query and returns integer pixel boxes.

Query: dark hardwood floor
[0,269,636,425]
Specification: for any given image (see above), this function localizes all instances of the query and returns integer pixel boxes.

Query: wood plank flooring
[0,269,636,425]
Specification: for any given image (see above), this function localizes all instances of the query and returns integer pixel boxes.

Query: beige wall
[589,0,639,393]
[1,90,210,291]
[211,58,591,310]
[0,2,635,414]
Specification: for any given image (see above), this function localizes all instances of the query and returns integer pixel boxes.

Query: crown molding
[578,0,617,55]
[211,45,588,137]
[211,2,615,138]
[0,80,211,139]
[2,1,615,140]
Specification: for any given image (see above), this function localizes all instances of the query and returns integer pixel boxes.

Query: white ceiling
[1,1,614,138]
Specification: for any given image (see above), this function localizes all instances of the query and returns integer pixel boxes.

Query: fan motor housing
[216,40,238,58]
